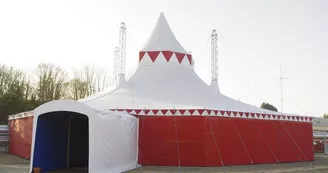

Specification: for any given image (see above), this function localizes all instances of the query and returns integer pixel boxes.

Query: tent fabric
[8,115,33,158]
[29,100,138,173]
[141,12,188,53]
[78,13,307,121]
[138,116,314,166]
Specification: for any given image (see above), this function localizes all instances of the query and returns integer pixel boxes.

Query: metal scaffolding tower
[211,29,218,82]
[118,22,126,75]
[112,46,119,85]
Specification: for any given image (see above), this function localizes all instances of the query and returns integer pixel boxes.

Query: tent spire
[141,12,187,53]
[138,12,193,67]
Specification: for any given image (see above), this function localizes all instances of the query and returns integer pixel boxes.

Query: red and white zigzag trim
[7,109,313,123]
[139,51,192,65]
[110,109,313,122]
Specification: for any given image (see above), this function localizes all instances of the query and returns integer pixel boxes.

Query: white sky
[0,0,327,117]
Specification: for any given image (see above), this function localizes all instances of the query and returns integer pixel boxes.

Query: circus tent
[7,12,314,169]
[79,12,308,121]
[78,12,313,166]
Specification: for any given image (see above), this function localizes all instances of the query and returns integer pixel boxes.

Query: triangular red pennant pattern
[226,111,231,116]
[250,113,255,117]
[272,115,276,119]
[147,51,160,62]
[117,109,124,112]
[152,110,159,114]
[169,110,175,115]
[189,109,195,115]
[220,111,225,115]
[197,109,205,115]
[213,110,218,115]
[162,51,173,62]
[233,112,238,116]
[144,110,150,114]
[161,110,168,115]
[179,110,186,114]
[187,54,192,64]
[175,52,185,63]
[135,110,141,114]
[277,115,281,119]
[126,109,132,113]
[206,110,211,115]
[139,52,146,62]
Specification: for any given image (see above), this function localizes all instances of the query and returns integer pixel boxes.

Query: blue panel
[33,114,69,172]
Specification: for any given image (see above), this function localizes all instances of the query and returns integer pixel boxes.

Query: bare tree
[69,65,110,100]
[35,63,68,102]
[0,65,33,123]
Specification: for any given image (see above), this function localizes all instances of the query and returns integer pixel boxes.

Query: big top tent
[78,12,314,166]
[7,12,314,171]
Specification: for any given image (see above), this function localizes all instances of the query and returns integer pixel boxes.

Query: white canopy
[79,12,278,115]
[29,100,138,173]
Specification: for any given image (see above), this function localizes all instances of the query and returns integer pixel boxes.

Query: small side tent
[29,100,138,173]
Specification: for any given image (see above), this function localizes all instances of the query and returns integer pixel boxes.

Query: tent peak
[138,13,193,67]
[141,12,187,53]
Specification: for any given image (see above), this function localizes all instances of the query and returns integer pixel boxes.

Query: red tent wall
[8,115,313,165]
[8,116,33,159]
[138,116,314,166]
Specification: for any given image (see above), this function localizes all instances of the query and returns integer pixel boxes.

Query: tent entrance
[33,111,89,173]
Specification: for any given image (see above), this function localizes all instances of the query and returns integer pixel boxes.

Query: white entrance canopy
[29,100,138,173]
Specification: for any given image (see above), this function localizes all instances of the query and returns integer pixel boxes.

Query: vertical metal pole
[280,66,283,112]
[278,65,287,113]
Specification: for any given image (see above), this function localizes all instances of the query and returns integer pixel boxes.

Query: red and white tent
[77,12,313,167]
[8,12,313,169]
[79,12,310,122]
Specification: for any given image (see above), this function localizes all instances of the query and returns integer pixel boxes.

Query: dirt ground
[1,152,328,173]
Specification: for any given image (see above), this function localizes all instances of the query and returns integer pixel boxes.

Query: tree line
[1,63,326,123]
[0,63,111,124]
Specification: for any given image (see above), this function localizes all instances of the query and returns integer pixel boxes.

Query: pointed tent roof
[141,12,187,53]
[79,12,308,122]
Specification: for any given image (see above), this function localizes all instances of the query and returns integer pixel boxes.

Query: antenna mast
[118,22,126,75]
[278,65,288,113]
[112,47,119,85]
[211,30,218,82]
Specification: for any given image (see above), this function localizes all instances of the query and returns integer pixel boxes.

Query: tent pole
[67,115,72,169]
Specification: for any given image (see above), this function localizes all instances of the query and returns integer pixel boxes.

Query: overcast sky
[0,0,327,117]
